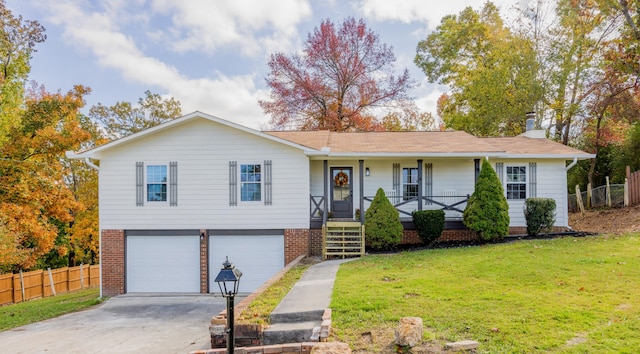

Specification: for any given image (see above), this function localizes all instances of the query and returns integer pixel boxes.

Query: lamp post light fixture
[214,257,242,354]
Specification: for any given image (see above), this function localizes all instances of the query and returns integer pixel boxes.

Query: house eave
[495,153,596,160]
[307,152,505,159]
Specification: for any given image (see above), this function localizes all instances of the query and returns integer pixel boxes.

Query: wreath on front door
[334,171,349,186]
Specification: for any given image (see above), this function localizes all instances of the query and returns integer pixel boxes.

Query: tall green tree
[543,0,614,145]
[89,90,182,139]
[0,0,46,145]
[415,2,543,136]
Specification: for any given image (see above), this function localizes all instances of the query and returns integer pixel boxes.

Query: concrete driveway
[0,294,238,354]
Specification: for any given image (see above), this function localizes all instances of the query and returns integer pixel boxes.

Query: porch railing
[310,194,470,220]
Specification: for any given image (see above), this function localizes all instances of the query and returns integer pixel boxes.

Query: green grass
[331,233,640,353]
[240,262,313,325]
[0,287,103,331]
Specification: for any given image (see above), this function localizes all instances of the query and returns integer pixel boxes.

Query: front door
[331,167,353,218]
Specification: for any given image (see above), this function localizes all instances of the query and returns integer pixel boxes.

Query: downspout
[85,158,100,171]
[565,158,578,171]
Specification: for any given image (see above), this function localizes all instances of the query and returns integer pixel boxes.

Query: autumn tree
[260,17,411,131]
[0,85,91,272]
[0,0,46,144]
[415,2,544,137]
[89,90,182,139]
[64,114,106,265]
[381,100,436,131]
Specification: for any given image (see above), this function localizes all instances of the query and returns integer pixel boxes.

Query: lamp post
[214,257,242,354]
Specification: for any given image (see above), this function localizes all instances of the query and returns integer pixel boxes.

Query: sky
[6,0,520,130]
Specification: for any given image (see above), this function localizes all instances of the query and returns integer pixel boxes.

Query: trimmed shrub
[365,188,403,250]
[412,210,445,245]
[524,198,556,236]
[463,159,510,241]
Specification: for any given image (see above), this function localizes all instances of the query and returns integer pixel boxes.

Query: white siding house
[68,111,594,296]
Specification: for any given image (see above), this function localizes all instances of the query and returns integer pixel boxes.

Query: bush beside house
[412,210,445,245]
[524,198,556,236]
[365,188,403,250]
[463,159,510,241]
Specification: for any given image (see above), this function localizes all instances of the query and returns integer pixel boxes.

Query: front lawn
[331,233,640,353]
[0,287,102,331]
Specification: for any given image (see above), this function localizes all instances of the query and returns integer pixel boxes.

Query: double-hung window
[147,165,167,202]
[506,166,526,200]
[402,167,418,201]
[240,164,261,202]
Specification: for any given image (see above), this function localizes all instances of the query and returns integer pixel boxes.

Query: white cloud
[149,0,312,56]
[355,0,517,29]
[42,0,275,129]
[169,74,268,129]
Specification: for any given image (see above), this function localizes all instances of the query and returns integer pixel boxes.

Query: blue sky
[7,0,519,129]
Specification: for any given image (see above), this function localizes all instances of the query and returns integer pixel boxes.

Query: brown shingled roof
[266,130,502,153]
[482,136,593,157]
[265,130,594,158]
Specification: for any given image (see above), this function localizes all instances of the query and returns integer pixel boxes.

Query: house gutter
[565,158,578,171]
[84,158,100,171]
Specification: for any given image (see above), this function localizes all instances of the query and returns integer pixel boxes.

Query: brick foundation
[309,229,323,257]
[401,229,478,244]
[101,229,125,297]
[284,229,310,264]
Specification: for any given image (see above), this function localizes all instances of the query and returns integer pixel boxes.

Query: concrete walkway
[263,258,353,344]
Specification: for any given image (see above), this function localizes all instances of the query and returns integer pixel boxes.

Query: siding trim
[424,162,433,205]
[208,229,284,236]
[495,162,504,185]
[169,161,178,206]
[392,163,401,197]
[126,229,200,236]
[229,161,237,206]
[135,161,144,206]
[529,162,537,198]
[264,160,272,206]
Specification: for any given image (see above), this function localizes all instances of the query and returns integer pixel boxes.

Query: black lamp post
[214,257,242,354]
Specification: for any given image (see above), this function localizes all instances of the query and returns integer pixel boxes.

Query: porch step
[262,321,321,345]
[323,221,365,259]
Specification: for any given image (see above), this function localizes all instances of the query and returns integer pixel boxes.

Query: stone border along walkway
[202,255,339,352]
[210,255,307,326]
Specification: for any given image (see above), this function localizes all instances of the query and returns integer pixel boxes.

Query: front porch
[310,194,470,230]
[309,159,476,230]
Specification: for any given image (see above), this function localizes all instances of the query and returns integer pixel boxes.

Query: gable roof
[67,111,594,161]
[66,111,315,159]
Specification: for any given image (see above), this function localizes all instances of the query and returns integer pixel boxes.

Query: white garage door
[126,234,200,293]
[209,234,284,294]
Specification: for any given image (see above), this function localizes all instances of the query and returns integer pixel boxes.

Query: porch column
[359,160,364,223]
[417,159,423,211]
[323,160,328,225]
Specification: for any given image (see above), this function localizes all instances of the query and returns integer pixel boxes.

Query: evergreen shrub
[463,159,510,241]
[412,210,445,245]
[364,188,403,250]
[524,198,556,236]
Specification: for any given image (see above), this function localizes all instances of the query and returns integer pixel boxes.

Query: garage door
[126,233,200,293]
[209,233,284,294]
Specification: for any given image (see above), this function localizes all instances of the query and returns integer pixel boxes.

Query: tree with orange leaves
[0,85,92,272]
[260,17,411,132]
